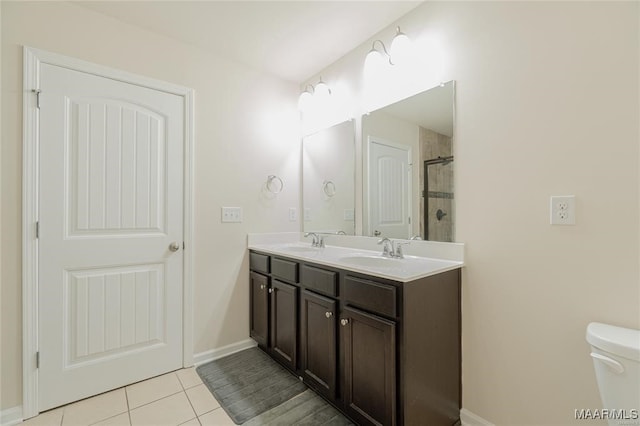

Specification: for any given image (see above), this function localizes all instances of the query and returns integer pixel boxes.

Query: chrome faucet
[394,242,410,259]
[304,232,325,248]
[409,235,422,240]
[377,238,410,258]
[377,238,394,257]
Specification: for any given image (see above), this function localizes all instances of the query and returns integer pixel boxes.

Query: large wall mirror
[362,81,455,241]
[302,120,356,235]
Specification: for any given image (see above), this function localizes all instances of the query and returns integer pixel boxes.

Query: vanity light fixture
[297,78,332,113]
[365,26,412,70]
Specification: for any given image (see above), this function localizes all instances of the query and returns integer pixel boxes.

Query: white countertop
[247,233,464,283]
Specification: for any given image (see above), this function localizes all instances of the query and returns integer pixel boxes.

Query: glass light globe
[390,31,412,65]
[364,48,386,79]
[314,80,331,100]
[298,90,313,112]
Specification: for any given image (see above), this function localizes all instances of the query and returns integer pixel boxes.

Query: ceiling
[76,1,423,84]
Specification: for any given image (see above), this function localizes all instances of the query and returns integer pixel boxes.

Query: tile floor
[19,368,235,426]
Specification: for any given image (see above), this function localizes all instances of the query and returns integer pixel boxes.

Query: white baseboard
[193,339,257,366]
[1,406,22,426]
[461,408,495,426]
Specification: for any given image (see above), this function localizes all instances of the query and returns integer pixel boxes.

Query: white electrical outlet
[221,207,243,223]
[550,196,575,225]
[289,208,298,222]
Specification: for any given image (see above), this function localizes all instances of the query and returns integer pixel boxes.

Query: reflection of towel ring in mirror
[323,180,336,197]
[266,175,283,194]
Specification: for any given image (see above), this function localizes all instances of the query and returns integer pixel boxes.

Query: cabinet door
[342,306,396,426]
[250,271,269,348]
[300,290,337,399]
[270,280,298,370]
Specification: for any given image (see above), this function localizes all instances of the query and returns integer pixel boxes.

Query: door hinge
[35,221,39,239]
[36,351,40,369]
[32,89,41,109]
[408,217,411,224]
[183,242,185,250]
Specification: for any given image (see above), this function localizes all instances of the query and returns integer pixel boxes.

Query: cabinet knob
[268,288,274,293]
[325,311,333,318]
[260,284,265,290]
[340,319,349,326]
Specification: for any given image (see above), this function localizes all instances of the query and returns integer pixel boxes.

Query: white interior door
[38,63,184,411]
[368,138,411,239]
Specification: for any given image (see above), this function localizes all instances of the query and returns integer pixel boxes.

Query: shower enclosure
[423,156,454,242]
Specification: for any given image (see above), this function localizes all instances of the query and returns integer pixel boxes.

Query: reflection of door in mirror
[302,120,356,235]
[362,81,455,241]
[368,138,411,239]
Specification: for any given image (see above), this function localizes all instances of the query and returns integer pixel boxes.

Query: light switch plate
[221,207,243,223]
[344,209,355,221]
[289,208,298,222]
[550,196,575,225]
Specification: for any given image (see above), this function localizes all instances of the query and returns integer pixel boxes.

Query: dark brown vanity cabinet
[342,305,396,426]
[300,289,337,400]
[249,250,461,426]
[270,279,298,370]
[249,271,269,348]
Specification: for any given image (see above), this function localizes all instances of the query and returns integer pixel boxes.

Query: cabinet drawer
[250,252,270,274]
[343,276,396,318]
[271,257,299,283]
[301,265,337,297]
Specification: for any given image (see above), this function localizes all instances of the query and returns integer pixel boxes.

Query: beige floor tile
[178,419,200,426]
[92,413,131,426]
[126,372,183,409]
[22,407,64,426]
[185,384,220,416]
[176,368,203,389]
[129,392,196,426]
[198,408,235,426]
[62,389,128,426]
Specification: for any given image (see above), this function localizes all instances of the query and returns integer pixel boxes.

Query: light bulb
[390,28,412,65]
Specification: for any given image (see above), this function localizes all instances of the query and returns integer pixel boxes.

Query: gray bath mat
[243,390,353,426]
[196,348,306,424]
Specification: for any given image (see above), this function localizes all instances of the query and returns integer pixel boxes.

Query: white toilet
[586,322,640,425]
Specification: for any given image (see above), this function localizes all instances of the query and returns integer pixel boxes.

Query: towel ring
[266,175,284,194]
[323,180,336,197]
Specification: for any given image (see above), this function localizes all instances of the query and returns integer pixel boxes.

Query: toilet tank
[586,322,640,425]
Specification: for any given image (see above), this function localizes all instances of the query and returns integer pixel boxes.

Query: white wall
[1,1,299,410]
[303,2,640,425]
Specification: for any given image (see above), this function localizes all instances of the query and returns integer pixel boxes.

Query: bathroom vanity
[248,236,463,426]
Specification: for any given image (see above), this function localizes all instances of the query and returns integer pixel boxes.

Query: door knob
[169,242,180,252]
[268,288,274,294]
[325,312,333,318]
[260,284,266,290]
[340,319,349,326]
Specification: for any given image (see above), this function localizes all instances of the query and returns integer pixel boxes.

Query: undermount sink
[338,255,404,268]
